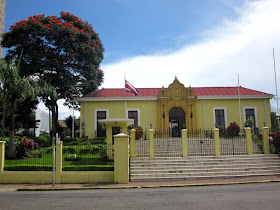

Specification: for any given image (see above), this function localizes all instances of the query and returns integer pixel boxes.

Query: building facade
[35,109,51,137]
[77,78,273,138]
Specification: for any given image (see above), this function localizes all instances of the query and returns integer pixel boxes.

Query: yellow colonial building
[77,77,273,138]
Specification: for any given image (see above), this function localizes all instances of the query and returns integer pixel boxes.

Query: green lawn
[4,145,114,171]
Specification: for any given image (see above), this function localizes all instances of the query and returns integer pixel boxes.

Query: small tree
[65,115,79,137]
[0,59,35,158]
[227,122,240,137]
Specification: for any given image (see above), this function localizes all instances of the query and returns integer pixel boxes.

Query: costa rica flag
[125,80,139,96]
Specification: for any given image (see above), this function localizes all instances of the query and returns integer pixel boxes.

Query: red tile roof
[83,87,272,98]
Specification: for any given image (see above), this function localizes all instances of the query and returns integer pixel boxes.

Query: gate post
[262,127,270,154]
[130,129,136,158]
[55,141,63,183]
[181,129,187,157]
[245,127,253,155]
[114,133,129,184]
[0,141,5,174]
[214,128,220,156]
[149,129,154,158]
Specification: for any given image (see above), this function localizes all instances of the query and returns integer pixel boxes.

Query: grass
[4,144,114,171]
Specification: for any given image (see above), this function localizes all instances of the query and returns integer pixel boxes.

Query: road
[0,182,279,210]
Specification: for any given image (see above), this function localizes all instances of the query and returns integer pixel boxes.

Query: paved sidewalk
[0,175,280,191]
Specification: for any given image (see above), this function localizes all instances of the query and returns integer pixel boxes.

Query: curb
[17,179,280,191]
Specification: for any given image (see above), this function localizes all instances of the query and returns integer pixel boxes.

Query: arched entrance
[169,107,185,137]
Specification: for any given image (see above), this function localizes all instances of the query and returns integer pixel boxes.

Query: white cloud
[38,99,79,120]
[101,0,280,104]
[51,0,280,118]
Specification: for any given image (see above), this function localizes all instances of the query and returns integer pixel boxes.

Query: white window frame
[94,109,109,134]
[213,107,227,128]
[243,106,258,128]
[126,108,140,127]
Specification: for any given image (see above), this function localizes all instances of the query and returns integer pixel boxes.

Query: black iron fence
[154,130,182,157]
[219,129,247,155]
[135,131,149,157]
[62,143,113,171]
[187,129,214,156]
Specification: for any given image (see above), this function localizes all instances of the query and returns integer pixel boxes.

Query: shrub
[227,122,240,137]
[63,146,77,154]
[34,135,50,147]
[16,138,34,158]
[245,119,254,128]
[134,127,144,140]
[64,154,81,161]
[79,148,90,154]
[271,132,280,153]
[27,149,43,158]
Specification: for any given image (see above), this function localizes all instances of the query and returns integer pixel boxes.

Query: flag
[125,80,139,96]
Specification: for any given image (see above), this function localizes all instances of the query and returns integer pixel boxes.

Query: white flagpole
[238,74,242,136]
[124,72,127,118]
[273,48,280,129]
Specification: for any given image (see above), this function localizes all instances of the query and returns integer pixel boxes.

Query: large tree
[1,12,104,140]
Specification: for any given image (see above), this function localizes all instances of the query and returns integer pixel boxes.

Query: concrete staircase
[130,154,280,182]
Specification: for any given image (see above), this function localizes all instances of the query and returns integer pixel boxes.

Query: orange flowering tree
[1,12,104,140]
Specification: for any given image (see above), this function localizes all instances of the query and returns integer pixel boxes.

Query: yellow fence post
[262,127,270,154]
[114,133,129,184]
[245,127,253,155]
[149,129,154,158]
[0,141,5,174]
[55,141,63,183]
[214,128,220,156]
[130,129,136,158]
[181,129,187,157]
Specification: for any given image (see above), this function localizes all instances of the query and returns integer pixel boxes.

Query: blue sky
[5,0,243,64]
[4,0,280,119]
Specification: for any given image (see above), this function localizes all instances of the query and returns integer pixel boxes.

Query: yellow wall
[0,171,114,184]
[196,98,271,129]
[80,98,271,137]
[80,100,158,138]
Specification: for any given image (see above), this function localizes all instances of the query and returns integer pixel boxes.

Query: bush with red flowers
[227,122,240,137]
[134,127,144,140]
[16,138,34,158]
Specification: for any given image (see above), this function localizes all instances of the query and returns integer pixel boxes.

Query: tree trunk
[7,100,16,159]
[1,100,5,138]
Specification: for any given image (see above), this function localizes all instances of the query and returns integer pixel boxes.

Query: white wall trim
[76,97,158,101]
[203,99,205,130]
[243,106,258,128]
[197,95,273,100]
[94,109,109,134]
[126,108,140,126]
[213,107,228,128]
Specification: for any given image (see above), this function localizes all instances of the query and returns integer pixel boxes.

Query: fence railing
[187,129,214,156]
[4,141,113,171]
[62,143,113,171]
[154,130,182,157]
[131,127,271,158]
[135,131,149,157]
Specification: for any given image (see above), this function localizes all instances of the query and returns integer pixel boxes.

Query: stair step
[130,173,280,182]
[130,155,280,182]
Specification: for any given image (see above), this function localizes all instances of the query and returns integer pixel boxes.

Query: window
[94,110,108,137]
[215,109,225,128]
[128,111,138,127]
[245,108,256,128]
[127,109,140,127]
[213,107,227,129]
